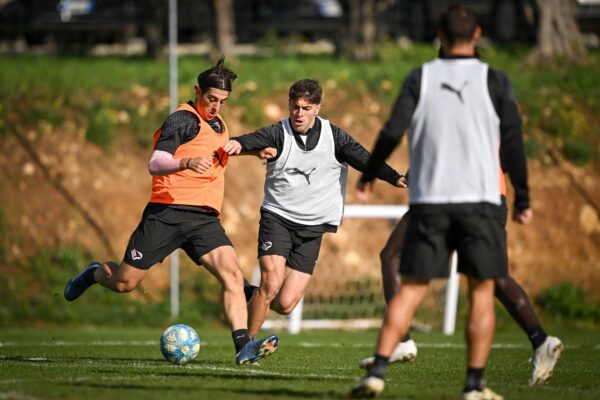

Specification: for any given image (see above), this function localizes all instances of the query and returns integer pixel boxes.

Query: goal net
[258,204,460,335]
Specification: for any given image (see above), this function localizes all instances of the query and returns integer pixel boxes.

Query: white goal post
[260,204,460,336]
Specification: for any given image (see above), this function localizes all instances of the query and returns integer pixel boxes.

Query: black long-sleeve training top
[361,54,530,212]
[232,117,402,186]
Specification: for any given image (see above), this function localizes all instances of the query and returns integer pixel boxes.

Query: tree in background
[339,0,395,61]
[212,0,236,60]
[142,0,167,59]
[529,0,587,62]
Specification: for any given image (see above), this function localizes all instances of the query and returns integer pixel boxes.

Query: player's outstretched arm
[333,126,403,188]
[223,138,277,160]
[396,175,408,188]
[355,179,374,204]
[513,207,533,224]
[223,139,242,155]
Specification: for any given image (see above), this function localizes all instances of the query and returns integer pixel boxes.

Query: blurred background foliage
[1,44,598,329]
[2,45,598,162]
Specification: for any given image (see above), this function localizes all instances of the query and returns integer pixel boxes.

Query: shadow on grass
[2,356,168,365]
[220,387,340,398]
[63,382,340,398]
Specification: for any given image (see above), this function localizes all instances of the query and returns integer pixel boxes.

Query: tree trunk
[340,0,394,61]
[529,0,586,63]
[143,0,167,59]
[212,0,236,60]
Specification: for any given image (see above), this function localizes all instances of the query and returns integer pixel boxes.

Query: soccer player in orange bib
[64,57,278,365]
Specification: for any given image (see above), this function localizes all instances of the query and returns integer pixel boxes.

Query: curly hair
[289,79,322,104]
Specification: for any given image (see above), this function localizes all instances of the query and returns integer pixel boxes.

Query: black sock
[243,279,258,302]
[367,354,389,379]
[530,329,548,350]
[464,367,485,392]
[232,329,251,353]
[84,264,98,285]
[401,333,412,342]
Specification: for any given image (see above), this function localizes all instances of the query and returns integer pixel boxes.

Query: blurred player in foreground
[357,170,563,387]
[349,5,562,399]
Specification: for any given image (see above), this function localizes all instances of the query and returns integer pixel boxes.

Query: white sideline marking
[0,340,206,347]
[0,392,40,400]
[0,340,588,350]
[298,342,537,349]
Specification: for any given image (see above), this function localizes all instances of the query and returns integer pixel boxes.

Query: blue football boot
[235,335,279,365]
[64,261,101,301]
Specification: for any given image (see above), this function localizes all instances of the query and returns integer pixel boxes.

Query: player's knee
[114,279,138,293]
[276,299,299,315]
[259,276,282,301]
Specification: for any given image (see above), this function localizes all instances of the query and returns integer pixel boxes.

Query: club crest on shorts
[261,241,273,251]
[131,249,143,260]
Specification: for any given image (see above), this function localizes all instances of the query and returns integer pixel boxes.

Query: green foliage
[32,98,66,126]
[536,283,600,322]
[0,247,222,327]
[524,137,544,159]
[563,137,594,165]
[0,208,7,259]
[0,98,6,135]
[0,46,598,160]
[86,106,115,150]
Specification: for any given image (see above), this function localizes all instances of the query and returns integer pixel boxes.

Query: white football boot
[462,387,504,400]
[359,339,417,369]
[350,376,385,398]
[529,336,564,385]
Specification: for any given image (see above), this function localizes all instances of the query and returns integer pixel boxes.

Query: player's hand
[186,157,212,173]
[396,175,408,188]
[258,147,277,160]
[222,139,242,155]
[355,180,374,204]
[513,208,533,225]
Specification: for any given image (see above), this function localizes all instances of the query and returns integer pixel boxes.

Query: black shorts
[257,210,324,275]
[123,203,233,270]
[498,195,508,227]
[400,202,508,280]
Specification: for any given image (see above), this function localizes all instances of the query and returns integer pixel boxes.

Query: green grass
[1,47,598,163]
[0,326,597,399]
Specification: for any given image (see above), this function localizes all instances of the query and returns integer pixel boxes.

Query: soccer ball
[160,324,200,365]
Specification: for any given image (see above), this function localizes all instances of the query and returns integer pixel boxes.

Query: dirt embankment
[2,98,599,301]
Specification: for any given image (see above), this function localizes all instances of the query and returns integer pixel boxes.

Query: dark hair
[196,55,237,92]
[438,5,478,47]
[289,79,322,104]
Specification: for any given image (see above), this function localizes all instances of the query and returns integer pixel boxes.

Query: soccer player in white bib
[223,79,407,342]
[349,5,554,399]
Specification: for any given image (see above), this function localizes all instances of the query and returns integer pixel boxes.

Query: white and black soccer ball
[160,324,200,365]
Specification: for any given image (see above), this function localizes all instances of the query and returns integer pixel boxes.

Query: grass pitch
[0,326,597,399]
